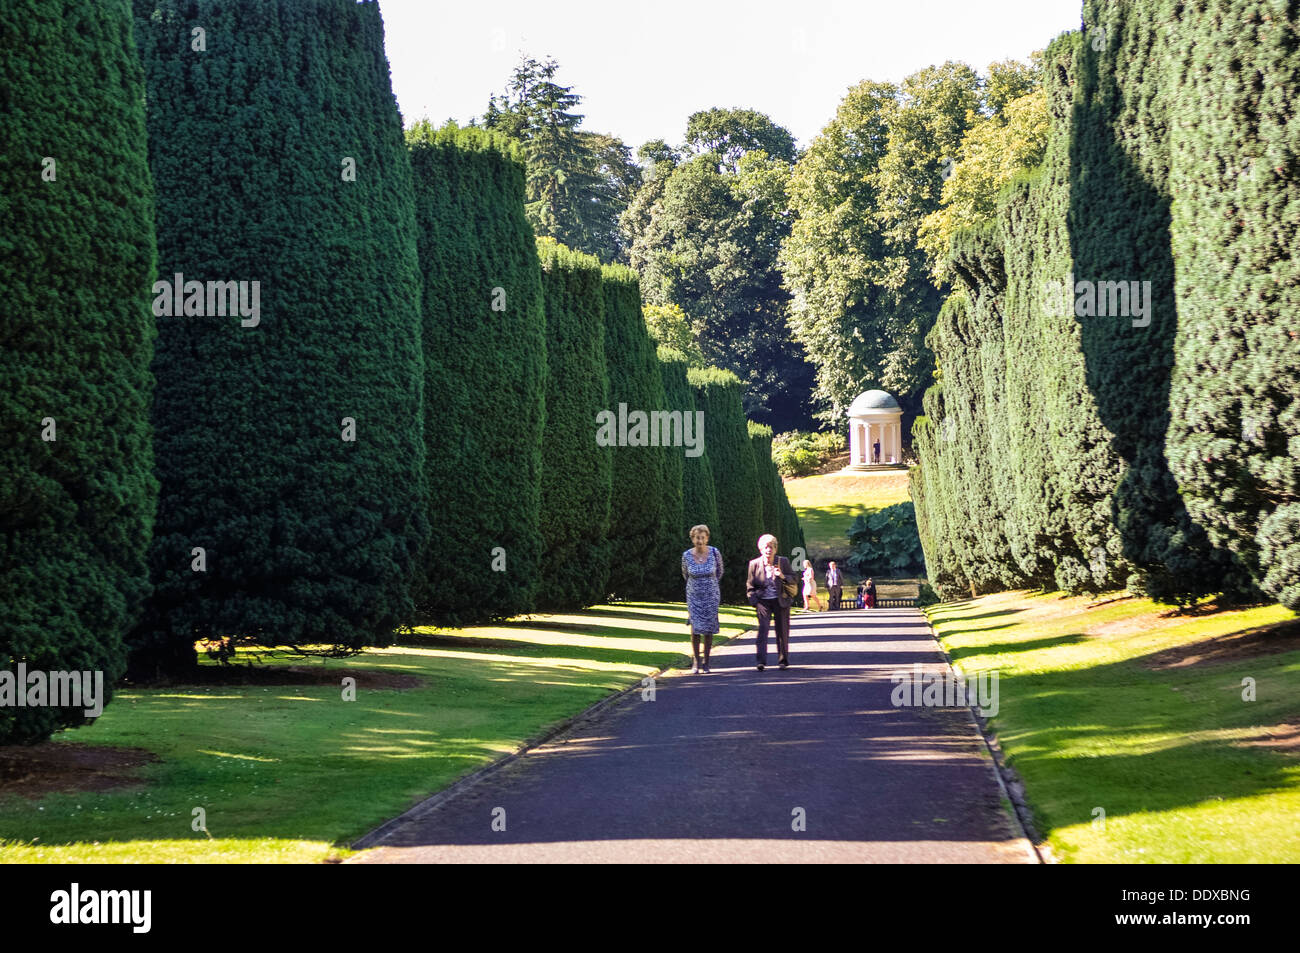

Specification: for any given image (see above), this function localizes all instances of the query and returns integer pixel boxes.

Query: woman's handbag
[781,570,801,602]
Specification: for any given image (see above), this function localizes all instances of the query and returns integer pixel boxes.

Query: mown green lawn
[785,469,912,563]
[0,602,754,864]
[927,590,1300,862]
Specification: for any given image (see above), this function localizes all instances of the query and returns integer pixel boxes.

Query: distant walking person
[865,577,877,609]
[827,561,842,611]
[873,438,882,463]
[746,534,793,671]
[802,562,823,611]
[682,525,723,674]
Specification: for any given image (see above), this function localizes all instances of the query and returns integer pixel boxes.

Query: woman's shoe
[691,660,700,674]
[701,663,711,674]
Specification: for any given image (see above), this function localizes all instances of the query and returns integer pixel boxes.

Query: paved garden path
[349,607,1036,864]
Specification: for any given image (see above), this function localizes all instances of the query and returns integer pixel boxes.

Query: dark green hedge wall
[602,264,673,600]
[749,423,781,542]
[131,0,427,674]
[1070,6,1234,603]
[535,239,612,610]
[915,13,1279,605]
[0,0,158,742]
[689,367,764,602]
[1145,0,1300,609]
[659,348,715,590]
[406,122,546,624]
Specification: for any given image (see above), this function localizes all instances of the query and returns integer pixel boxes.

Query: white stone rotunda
[844,389,905,471]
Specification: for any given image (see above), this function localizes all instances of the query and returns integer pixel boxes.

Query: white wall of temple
[847,414,903,465]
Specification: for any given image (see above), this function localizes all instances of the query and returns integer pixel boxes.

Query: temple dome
[847,389,901,416]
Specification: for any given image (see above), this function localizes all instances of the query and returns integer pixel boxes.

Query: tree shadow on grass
[944,608,1026,623]
[946,633,1087,664]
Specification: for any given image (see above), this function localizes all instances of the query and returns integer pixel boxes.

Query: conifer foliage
[406,123,546,624]
[689,367,765,602]
[659,348,716,589]
[131,0,427,673]
[0,0,158,743]
[914,1,1299,609]
[749,423,807,564]
[1153,0,1300,609]
[535,239,612,610]
[602,264,674,600]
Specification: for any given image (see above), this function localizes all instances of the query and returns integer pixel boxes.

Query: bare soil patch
[1144,617,1300,670]
[1237,722,1300,756]
[1086,610,1185,639]
[0,743,160,800]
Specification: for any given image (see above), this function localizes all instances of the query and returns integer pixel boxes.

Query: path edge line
[924,611,1051,865]
[345,622,756,857]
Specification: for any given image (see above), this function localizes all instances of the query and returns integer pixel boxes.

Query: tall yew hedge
[1,0,158,742]
[131,0,427,673]
[406,123,546,623]
[536,239,611,609]
[916,7,1292,605]
[1150,0,1300,609]
[602,264,672,600]
[689,367,764,602]
[659,348,714,591]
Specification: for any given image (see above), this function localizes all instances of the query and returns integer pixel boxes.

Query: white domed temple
[843,389,906,471]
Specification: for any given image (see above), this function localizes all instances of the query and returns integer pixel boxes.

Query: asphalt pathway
[349,607,1035,863]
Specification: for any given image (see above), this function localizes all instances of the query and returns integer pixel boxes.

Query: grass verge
[926,590,1300,862]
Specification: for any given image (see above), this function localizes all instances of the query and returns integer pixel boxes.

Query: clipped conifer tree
[602,264,672,600]
[1143,0,1300,608]
[406,122,546,623]
[1066,8,1233,603]
[690,367,764,602]
[907,438,939,590]
[0,0,158,742]
[912,392,972,597]
[536,238,612,609]
[779,469,808,563]
[658,347,712,595]
[130,0,427,674]
[749,422,806,569]
[749,423,781,537]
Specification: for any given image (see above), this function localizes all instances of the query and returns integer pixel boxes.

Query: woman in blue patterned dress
[682,524,723,674]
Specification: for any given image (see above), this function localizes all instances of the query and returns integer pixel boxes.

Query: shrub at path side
[0,0,157,742]
[406,122,546,624]
[536,239,612,610]
[602,264,673,601]
[130,0,427,674]
[690,367,764,602]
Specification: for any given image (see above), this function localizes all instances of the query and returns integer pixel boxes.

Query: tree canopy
[485,55,640,262]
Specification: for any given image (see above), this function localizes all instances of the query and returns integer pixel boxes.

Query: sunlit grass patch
[927,590,1300,862]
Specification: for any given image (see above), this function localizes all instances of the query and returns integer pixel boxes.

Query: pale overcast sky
[379,0,1084,151]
